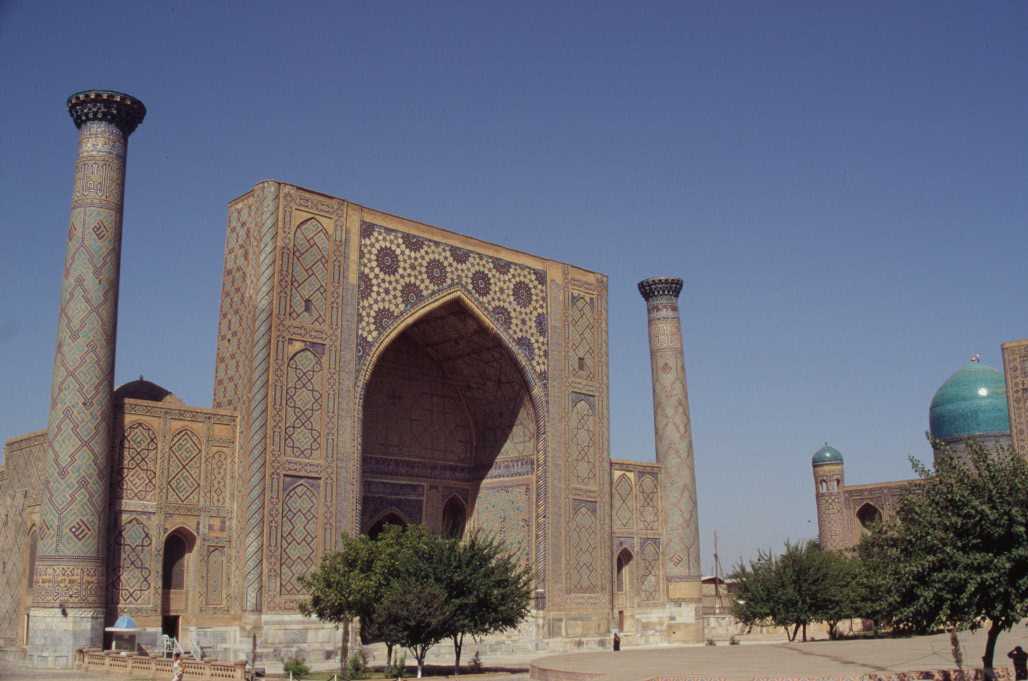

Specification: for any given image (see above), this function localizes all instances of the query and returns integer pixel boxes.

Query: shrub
[348,649,369,680]
[283,656,310,679]
[385,652,407,679]
[469,651,483,673]
[705,638,716,646]
[729,636,740,646]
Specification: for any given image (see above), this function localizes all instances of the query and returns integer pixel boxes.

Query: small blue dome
[112,615,138,629]
[812,443,844,466]
[929,359,1010,441]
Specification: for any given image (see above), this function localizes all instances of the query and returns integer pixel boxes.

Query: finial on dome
[970,353,982,363]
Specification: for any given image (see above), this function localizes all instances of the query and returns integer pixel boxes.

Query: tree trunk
[982,621,1002,675]
[452,633,463,676]
[415,647,426,679]
[386,642,394,669]
[790,623,800,642]
[802,622,807,642]
[949,627,964,671]
[341,619,351,680]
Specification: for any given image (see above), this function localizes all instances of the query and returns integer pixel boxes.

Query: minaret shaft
[638,277,702,606]
[29,91,144,667]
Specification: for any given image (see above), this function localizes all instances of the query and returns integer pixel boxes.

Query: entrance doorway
[160,527,195,643]
[161,615,180,640]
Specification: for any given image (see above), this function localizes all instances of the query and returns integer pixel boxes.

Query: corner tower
[811,443,845,551]
[29,90,145,666]
[638,276,703,640]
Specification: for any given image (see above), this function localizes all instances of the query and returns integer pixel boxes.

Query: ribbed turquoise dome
[929,360,1010,441]
[812,443,844,466]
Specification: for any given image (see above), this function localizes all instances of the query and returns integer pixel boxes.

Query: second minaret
[638,277,703,635]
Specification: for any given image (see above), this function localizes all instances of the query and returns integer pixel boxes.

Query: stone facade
[813,459,912,552]
[1003,340,1028,456]
[0,92,708,668]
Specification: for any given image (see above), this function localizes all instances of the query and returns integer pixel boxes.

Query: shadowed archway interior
[360,298,536,551]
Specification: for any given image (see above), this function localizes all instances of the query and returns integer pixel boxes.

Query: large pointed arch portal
[358,295,540,565]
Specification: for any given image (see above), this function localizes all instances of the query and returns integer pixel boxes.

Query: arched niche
[615,548,633,594]
[442,496,467,540]
[357,294,541,557]
[856,503,882,531]
[367,512,408,540]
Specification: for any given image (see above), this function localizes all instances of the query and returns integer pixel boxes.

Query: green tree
[732,548,779,632]
[815,551,860,640]
[370,525,455,678]
[859,441,1028,673]
[438,533,532,674]
[850,539,898,634]
[732,540,838,642]
[361,523,422,669]
[298,533,380,679]
[377,574,453,678]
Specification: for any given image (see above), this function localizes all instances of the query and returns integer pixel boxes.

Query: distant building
[813,352,1025,552]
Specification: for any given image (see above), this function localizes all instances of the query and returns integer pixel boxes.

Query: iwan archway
[356,293,543,568]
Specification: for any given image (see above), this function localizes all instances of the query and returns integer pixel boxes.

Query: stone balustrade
[77,649,245,680]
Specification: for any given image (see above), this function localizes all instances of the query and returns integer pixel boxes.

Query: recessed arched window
[819,479,828,493]
[615,548,633,594]
[442,497,466,540]
[26,529,37,590]
[162,531,193,590]
[368,513,406,540]
[856,503,882,531]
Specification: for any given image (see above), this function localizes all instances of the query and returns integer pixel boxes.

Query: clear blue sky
[1,1,1025,572]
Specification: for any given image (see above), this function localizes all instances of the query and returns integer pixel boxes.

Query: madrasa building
[813,346,1028,552]
[0,90,707,667]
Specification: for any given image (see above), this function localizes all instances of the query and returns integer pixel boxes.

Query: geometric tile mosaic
[167,430,202,505]
[358,223,547,377]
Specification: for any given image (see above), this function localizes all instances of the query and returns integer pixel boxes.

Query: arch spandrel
[356,222,548,378]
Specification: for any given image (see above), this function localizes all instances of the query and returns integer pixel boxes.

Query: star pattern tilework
[358,223,548,378]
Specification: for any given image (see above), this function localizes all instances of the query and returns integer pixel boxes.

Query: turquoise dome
[929,360,1010,441]
[812,443,844,466]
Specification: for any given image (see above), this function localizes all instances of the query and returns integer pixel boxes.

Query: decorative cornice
[67,90,146,136]
[638,276,683,301]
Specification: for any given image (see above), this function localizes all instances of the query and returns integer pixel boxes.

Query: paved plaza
[531,627,1028,681]
[3,628,1028,681]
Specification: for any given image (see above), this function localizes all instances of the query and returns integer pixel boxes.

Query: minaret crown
[67,90,146,136]
[638,276,683,301]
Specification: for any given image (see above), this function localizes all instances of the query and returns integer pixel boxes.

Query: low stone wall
[77,649,246,680]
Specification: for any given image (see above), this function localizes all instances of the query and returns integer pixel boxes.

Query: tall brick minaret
[29,90,145,667]
[638,276,703,641]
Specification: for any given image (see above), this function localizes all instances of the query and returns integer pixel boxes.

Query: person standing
[1009,646,1028,681]
[612,631,621,652]
[171,652,184,681]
